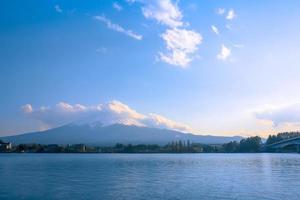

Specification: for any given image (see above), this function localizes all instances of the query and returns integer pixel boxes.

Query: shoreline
[1,152,299,154]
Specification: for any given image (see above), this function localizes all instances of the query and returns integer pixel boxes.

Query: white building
[0,141,12,150]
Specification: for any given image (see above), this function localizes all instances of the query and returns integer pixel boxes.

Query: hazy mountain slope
[2,124,243,145]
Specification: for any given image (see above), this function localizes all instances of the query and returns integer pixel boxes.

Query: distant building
[73,144,86,152]
[0,141,12,150]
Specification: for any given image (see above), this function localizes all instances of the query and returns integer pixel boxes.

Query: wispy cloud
[22,101,193,133]
[233,43,244,48]
[22,104,33,113]
[94,15,143,40]
[211,25,220,35]
[226,9,236,20]
[217,44,231,60]
[54,5,63,13]
[125,0,138,4]
[96,47,108,54]
[216,8,236,20]
[225,24,232,30]
[113,2,123,11]
[217,8,225,15]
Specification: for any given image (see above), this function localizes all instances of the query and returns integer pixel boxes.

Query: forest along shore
[1,132,300,153]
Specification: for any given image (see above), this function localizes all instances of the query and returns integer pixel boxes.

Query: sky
[1,0,300,137]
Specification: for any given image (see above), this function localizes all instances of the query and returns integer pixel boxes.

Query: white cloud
[226,9,236,20]
[94,15,143,40]
[106,100,145,119]
[217,8,225,15]
[145,113,193,132]
[211,25,219,35]
[141,0,183,28]
[54,5,63,13]
[217,44,231,60]
[113,2,123,11]
[22,104,33,113]
[160,28,202,67]
[22,100,193,133]
[217,8,236,20]
[254,103,300,127]
[130,0,202,67]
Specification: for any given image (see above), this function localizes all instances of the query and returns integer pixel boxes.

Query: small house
[0,141,12,151]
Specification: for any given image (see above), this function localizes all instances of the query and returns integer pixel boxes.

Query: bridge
[264,136,300,152]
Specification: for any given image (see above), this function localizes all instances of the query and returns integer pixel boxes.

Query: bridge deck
[265,136,300,151]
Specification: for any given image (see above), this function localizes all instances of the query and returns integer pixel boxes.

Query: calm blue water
[0,153,300,200]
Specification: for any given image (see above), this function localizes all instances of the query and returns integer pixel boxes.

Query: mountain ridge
[1,123,243,145]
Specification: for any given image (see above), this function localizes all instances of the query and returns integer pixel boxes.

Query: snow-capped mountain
[2,123,243,145]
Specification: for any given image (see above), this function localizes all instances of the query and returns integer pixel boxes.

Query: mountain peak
[1,123,243,145]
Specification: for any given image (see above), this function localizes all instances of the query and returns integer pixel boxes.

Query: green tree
[266,135,281,145]
[239,136,262,152]
[222,141,239,153]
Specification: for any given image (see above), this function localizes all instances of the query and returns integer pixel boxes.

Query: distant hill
[1,123,243,145]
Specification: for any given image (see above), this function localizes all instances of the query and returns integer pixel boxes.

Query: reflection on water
[0,153,300,200]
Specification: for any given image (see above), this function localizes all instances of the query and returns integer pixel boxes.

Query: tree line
[1,131,300,153]
[0,137,263,153]
[266,131,300,145]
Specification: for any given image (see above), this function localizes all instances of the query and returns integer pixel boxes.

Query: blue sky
[1,0,300,137]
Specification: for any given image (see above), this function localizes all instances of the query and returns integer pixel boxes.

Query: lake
[0,153,300,200]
